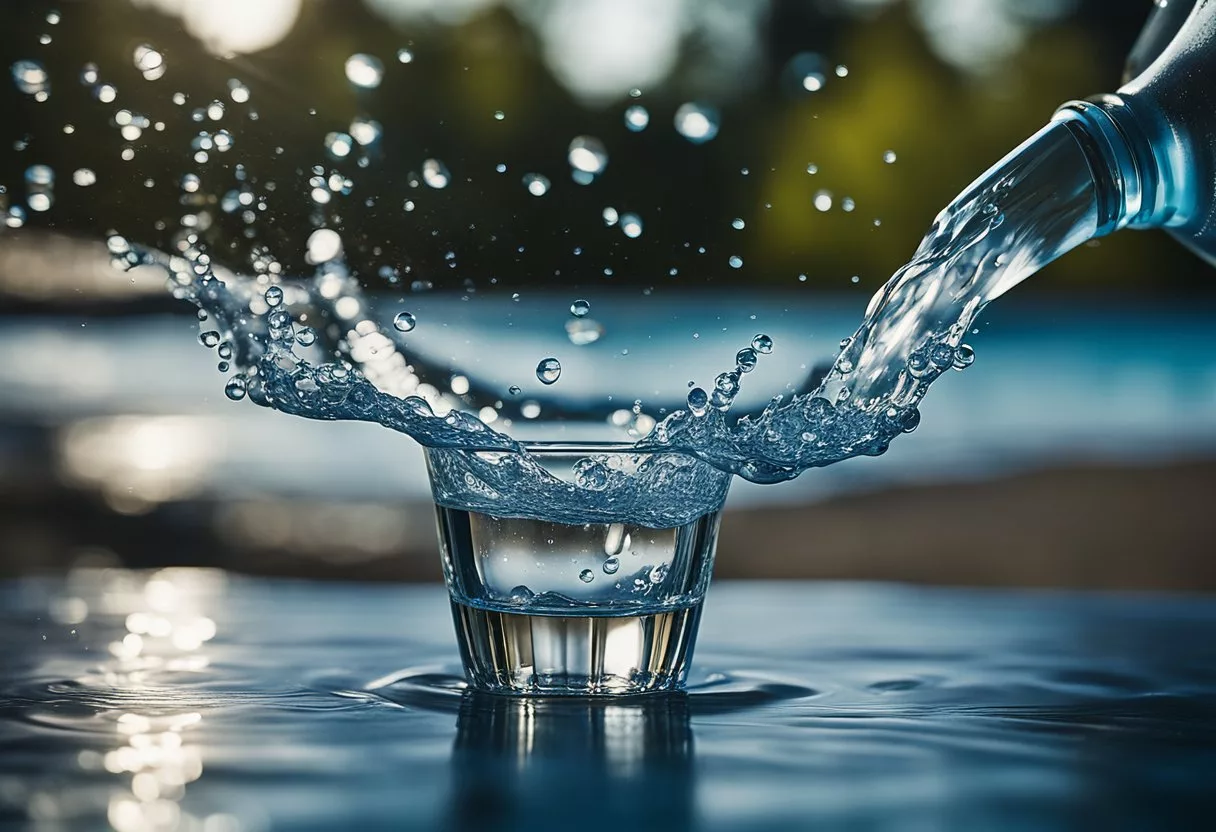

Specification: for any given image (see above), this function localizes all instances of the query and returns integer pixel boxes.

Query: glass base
[450,600,702,696]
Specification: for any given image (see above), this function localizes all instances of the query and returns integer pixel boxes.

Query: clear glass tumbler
[424,442,732,695]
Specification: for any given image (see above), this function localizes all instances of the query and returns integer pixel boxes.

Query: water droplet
[929,343,956,368]
[295,327,317,347]
[602,207,619,226]
[25,165,54,187]
[224,377,247,401]
[228,78,250,103]
[72,168,96,187]
[349,117,381,146]
[493,110,505,121]
[953,344,976,370]
[565,318,604,346]
[751,333,774,354]
[198,330,221,348]
[132,44,166,81]
[579,569,594,583]
[674,102,719,144]
[602,557,620,575]
[806,163,819,174]
[422,158,450,189]
[620,212,643,238]
[570,299,591,317]
[27,193,52,212]
[393,311,416,332]
[649,563,669,584]
[305,228,343,264]
[264,285,284,307]
[624,105,649,132]
[397,48,414,64]
[495,163,506,173]
[568,135,608,175]
[11,59,49,96]
[907,350,930,377]
[687,386,709,415]
[851,275,860,284]
[729,255,743,269]
[536,357,561,384]
[324,132,353,159]
[883,150,897,164]
[731,218,745,230]
[813,190,833,212]
[522,173,550,196]
[736,348,758,373]
[841,197,856,212]
[345,53,384,89]
[835,64,849,77]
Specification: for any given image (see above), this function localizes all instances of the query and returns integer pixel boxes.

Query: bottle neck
[1052,94,1181,236]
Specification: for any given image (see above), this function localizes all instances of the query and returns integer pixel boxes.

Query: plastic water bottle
[1054,0,1216,264]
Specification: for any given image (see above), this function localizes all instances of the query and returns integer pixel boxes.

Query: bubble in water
[624,105,649,132]
[579,569,594,584]
[953,344,976,370]
[344,53,384,89]
[602,207,619,227]
[11,60,49,96]
[567,136,608,175]
[264,285,284,307]
[305,228,343,264]
[224,377,247,401]
[729,255,743,269]
[565,318,604,346]
[674,103,719,144]
[72,168,96,187]
[422,158,450,189]
[536,357,562,384]
[350,117,381,146]
[736,348,758,373]
[751,333,774,354]
[133,44,166,81]
[570,299,591,317]
[508,585,534,603]
[841,197,856,212]
[731,218,745,230]
[393,311,417,332]
[603,557,620,575]
[27,193,52,212]
[836,64,849,77]
[198,330,221,348]
[687,386,709,416]
[181,173,200,193]
[324,132,353,159]
[96,84,117,104]
[883,150,897,164]
[296,327,317,347]
[508,385,521,396]
[620,213,643,239]
[522,173,550,196]
[806,163,819,175]
[907,350,930,377]
[813,190,833,212]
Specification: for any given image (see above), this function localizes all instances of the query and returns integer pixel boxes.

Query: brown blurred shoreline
[5,458,1213,592]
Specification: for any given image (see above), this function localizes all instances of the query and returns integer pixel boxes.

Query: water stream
[9,24,1105,524]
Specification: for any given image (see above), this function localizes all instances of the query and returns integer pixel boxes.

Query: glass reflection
[448,692,694,830]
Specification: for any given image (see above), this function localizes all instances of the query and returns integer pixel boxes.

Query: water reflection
[448,693,694,830]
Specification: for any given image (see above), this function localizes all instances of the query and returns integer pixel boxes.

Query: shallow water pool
[3,572,1216,830]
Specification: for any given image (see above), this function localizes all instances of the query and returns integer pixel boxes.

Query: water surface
[3,571,1216,830]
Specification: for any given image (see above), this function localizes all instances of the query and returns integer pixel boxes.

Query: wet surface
[3,572,1216,830]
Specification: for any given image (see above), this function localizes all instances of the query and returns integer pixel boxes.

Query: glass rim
[423,440,698,458]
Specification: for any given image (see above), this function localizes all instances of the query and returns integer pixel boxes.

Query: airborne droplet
[674,102,720,144]
[344,53,384,89]
[536,357,562,384]
[393,311,417,332]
